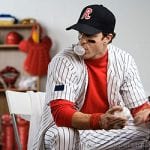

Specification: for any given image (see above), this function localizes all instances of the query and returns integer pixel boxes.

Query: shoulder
[53,47,81,61]
[108,44,129,55]
[49,47,84,70]
[108,44,134,61]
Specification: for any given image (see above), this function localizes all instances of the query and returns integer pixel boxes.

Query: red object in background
[15,116,29,150]
[1,114,15,150]
[19,23,52,76]
[5,31,22,45]
[0,66,20,88]
[1,114,29,150]
[19,36,52,76]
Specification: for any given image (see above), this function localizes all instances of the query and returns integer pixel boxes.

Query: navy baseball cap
[66,5,116,35]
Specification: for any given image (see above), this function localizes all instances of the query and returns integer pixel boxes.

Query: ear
[103,33,113,44]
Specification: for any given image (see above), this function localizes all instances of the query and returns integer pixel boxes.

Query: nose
[79,37,88,46]
[78,33,90,47]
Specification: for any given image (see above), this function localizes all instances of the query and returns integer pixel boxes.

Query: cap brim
[66,23,101,35]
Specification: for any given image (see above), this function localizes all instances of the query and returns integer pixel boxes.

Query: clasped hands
[100,106,127,130]
[100,106,150,130]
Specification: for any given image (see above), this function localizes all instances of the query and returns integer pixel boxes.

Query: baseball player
[34,4,150,150]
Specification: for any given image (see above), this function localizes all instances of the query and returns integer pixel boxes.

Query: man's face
[78,32,111,59]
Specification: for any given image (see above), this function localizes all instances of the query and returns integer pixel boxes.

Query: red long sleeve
[50,99,77,127]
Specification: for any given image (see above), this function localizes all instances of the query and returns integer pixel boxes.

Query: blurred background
[1,0,150,96]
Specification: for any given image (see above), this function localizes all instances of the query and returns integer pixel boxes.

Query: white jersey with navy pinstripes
[32,44,150,149]
[46,44,147,109]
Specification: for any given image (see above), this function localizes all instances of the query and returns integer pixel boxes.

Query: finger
[112,118,126,125]
[107,120,126,130]
[107,106,123,114]
[102,117,126,130]
[109,118,127,126]
[106,114,127,122]
[107,118,127,128]
[112,122,126,129]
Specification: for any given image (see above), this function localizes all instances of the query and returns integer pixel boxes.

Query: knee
[44,126,80,149]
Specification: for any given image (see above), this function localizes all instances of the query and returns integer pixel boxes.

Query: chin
[83,54,88,59]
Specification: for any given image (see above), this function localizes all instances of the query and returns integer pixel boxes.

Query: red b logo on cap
[81,8,93,20]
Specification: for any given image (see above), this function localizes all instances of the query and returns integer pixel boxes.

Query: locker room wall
[1,0,150,95]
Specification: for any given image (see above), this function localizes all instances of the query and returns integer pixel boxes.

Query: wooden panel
[0,92,9,116]
[0,24,33,28]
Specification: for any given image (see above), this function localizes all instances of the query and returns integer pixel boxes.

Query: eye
[78,32,97,43]
[87,39,96,43]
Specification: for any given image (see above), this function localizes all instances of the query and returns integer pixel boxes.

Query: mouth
[84,48,88,53]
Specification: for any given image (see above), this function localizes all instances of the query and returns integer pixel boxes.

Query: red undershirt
[50,51,150,127]
[80,51,109,114]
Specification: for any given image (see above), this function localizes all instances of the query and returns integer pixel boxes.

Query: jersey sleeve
[120,54,147,108]
[45,55,79,104]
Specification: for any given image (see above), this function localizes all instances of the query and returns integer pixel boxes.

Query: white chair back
[5,90,46,150]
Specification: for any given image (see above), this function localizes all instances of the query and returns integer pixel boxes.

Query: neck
[95,45,108,59]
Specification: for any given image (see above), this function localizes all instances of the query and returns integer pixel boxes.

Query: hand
[134,108,150,127]
[100,106,127,130]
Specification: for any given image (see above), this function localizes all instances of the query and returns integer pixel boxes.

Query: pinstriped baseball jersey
[46,44,147,109]
[32,44,150,150]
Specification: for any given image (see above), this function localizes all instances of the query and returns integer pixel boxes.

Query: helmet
[5,31,22,44]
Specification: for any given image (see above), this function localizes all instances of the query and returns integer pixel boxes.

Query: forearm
[72,111,91,129]
[50,100,127,130]
[50,99,101,129]
[130,101,150,125]
[72,107,127,130]
[131,101,150,117]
